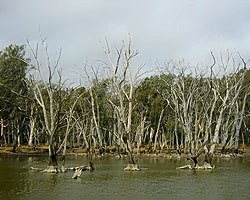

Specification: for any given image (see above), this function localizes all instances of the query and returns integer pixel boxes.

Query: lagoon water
[0,155,249,200]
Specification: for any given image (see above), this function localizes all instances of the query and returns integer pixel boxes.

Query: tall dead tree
[82,66,104,154]
[161,61,206,157]
[27,39,76,172]
[206,53,248,164]
[102,38,143,170]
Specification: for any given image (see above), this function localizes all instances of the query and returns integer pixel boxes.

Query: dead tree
[102,38,144,170]
[153,108,164,153]
[161,60,206,157]
[56,91,84,172]
[82,66,105,154]
[27,39,77,173]
[207,53,248,163]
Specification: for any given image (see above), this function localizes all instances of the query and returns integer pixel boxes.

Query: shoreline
[1,145,250,158]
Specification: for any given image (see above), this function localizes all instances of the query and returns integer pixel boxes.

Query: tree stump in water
[43,166,59,173]
[124,164,141,171]
[197,162,214,169]
[61,166,66,173]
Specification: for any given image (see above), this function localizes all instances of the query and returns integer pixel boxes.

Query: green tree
[0,44,29,148]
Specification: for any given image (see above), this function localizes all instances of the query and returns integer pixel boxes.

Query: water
[0,155,249,200]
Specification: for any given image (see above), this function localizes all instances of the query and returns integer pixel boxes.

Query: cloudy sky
[1,0,250,83]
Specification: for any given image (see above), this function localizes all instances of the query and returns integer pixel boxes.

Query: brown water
[0,155,249,200]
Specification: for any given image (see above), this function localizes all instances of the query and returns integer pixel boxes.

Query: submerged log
[177,162,214,170]
[176,165,192,169]
[30,163,94,174]
[30,167,44,171]
[67,163,95,172]
[43,166,59,173]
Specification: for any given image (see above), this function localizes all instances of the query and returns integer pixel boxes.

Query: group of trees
[0,40,249,171]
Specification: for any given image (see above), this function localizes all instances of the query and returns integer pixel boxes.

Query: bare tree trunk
[89,87,103,151]
[43,135,59,173]
[209,82,230,155]
[234,92,248,153]
[153,109,164,152]
[103,37,142,170]
[61,140,67,172]
[221,107,233,153]
[12,122,19,152]
[136,115,146,153]
[1,118,6,146]
[82,124,89,149]
[209,106,226,155]
[228,121,236,151]
[17,134,21,147]
[148,128,154,152]
[174,113,180,154]
[28,119,35,146]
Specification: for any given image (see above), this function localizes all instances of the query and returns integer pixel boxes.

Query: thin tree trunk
[234,92,248,153]
[153,109,164,152]
[90,88,103,149]
[1,118,6,146]
[28,119,35,146]
[12,122,19,152]
[175,114,180,154]
[61,140,67,172]
[221,108,232,153]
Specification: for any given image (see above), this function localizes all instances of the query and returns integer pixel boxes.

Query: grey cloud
[1,0,250,83]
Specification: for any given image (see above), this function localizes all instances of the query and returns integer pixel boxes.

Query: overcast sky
[1,0,250,83]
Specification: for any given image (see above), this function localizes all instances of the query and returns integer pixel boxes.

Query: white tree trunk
[28,119,35,146]
[153,109,164,152]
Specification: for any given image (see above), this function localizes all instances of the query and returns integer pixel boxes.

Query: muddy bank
[0,145,250,158]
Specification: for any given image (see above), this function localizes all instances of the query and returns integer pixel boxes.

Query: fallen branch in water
[30,167,44,171]
[30,163,95,174]
[176,162,214,170]
[72,167,83,179]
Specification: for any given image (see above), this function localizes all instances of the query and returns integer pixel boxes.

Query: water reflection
[0,156,249,200]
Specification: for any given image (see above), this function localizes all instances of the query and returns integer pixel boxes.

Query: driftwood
[30,167,44,171]
[43,166,59,173]
[72,168,83,179]
[30,166,59,173]
[177,162,214,170]
[30,163,95,175]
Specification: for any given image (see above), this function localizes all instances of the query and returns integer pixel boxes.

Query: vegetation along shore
[0,39,250,172]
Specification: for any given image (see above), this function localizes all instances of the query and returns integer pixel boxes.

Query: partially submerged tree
[1,40,250,174]
[27,39,81,172]
[160,52,249,169]
[102,38,144,170]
